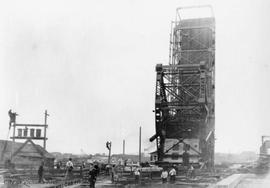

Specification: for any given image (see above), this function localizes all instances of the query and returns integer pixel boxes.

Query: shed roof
[0,139,54,161]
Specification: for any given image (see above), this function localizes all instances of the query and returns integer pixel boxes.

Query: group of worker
[134,166,177,184]
[65,158,100,188]
[132,151,195,184]
[38,158,100,188]
[160,164,195,184]
[161,167,176,183]
[37,154,195,186]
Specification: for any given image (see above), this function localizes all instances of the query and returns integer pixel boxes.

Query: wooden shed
[0,139,54,169]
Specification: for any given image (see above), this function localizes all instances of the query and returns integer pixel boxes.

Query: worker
[105,164,110,175]
[38,162,44,183]
[187,164,195,179]
[81,161,86,168]
[56,162,61,170]
[169,167,176,183]
[8,110,18,129]
[111,165,115,182]
[80,161,85,178]
[89,164,99,188]
[134,168,140,184]
[65,158,74,179]
[161,168,168,184]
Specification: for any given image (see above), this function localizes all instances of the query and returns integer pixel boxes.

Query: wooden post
[12,124,15,142]
[44,110,49,149]
[108,142,112,164]
[123,140,125,156]
[139,126,141,165]
[11,124,16,161]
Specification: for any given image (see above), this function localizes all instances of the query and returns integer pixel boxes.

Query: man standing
[161,168,168,184]
[65,158,74,179]
[80,161,85,178]
[8,110,18,129]
[169,167,176,183]
[187,164,195,179]
[38,162,44,183]
[134,168,140,184]
[89,164,99,188]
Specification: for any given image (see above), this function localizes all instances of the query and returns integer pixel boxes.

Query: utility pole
[139,126,141,165]
[106,141,112,164]
[123,139,125,156]
[108,146,111,164]
[44,110,49,149]
[11,123,15,161]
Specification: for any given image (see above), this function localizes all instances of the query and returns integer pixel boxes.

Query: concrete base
[213,174,246,188]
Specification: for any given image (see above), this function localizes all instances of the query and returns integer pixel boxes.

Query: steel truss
[151,6,215,168]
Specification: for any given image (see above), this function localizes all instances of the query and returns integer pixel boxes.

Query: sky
[0,0,270,155]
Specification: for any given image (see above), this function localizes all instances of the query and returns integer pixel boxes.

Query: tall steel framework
[150,6,215,168]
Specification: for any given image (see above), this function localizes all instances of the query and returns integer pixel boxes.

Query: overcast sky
[0,0,270,155]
